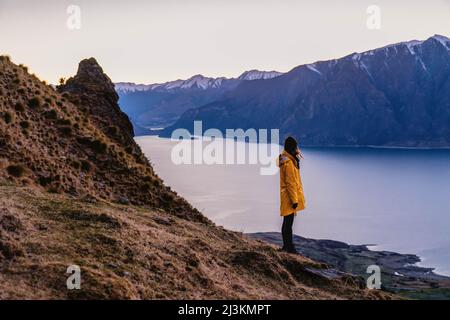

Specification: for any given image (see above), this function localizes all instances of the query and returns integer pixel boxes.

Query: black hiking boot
[285,246,299,254]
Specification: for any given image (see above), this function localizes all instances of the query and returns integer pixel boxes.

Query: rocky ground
[248,232,450,299]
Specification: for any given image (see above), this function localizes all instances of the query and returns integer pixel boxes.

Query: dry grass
[0,186,392,300]
[0,56,202,222]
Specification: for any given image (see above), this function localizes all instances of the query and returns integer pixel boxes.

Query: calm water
[136,136,450,275]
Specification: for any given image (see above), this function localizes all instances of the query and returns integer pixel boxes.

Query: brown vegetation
[0,186,391,299]
[0,55,394,299]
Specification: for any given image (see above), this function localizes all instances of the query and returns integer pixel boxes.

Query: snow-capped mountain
[299,34,450,80]
[116,69,284,128]
[163,34,450,147]
[113,82,155,92]
[238,70,283,81]
[115,70,282,93]
[347,34,449,75]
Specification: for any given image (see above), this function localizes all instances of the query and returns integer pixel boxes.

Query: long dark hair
[284,136,301,168]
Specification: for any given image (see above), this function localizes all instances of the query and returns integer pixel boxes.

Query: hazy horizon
[0,0,449,84]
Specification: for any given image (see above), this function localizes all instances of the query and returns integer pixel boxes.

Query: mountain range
[115,70,282,129]
[159,35,450,147]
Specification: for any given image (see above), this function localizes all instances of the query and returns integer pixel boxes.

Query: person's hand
[292,203,298,209]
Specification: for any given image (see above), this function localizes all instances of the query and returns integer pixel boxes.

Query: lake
[136,136,450,276]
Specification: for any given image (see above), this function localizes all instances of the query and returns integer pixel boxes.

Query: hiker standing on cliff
[277,136,306,254]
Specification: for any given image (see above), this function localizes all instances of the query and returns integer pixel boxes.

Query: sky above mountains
[0,0,449,84]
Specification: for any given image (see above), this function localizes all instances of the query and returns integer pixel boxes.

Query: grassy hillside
[0,185,391,299]
[0,55,392,299]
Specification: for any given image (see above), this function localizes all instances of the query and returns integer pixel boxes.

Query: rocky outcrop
[0,56,203,222]
[59,58,135,146]
[162,35,450,147]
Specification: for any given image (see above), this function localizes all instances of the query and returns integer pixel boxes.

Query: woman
[277,136,306,254]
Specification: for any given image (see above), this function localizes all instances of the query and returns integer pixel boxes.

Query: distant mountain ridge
[162,34,450,147]
[115,70,282,93]
[115,70,282,128]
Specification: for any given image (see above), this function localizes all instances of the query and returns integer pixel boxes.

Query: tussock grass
[6,164,26,177]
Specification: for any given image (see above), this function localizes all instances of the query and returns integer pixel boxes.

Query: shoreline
[366,244,449,278]
[247,232,450,299]
[137,133,450,150]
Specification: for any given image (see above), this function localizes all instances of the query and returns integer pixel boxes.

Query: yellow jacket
[278,150,306,216]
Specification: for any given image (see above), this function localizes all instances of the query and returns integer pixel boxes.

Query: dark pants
[282,213,295,250]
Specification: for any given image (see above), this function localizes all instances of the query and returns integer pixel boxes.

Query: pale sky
[1,0,449,84]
